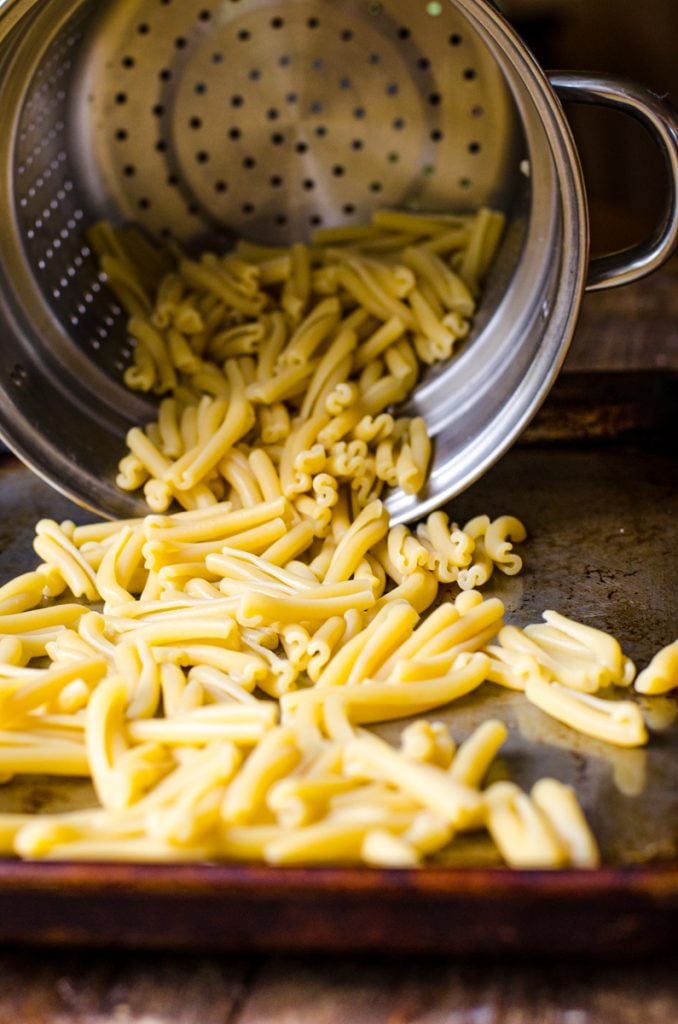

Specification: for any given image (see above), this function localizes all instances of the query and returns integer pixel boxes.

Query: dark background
[502,0,678,257]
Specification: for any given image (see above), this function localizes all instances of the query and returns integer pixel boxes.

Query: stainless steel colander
[0,0,676,522]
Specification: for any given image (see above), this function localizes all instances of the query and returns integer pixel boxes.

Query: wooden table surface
[0,942,675,1024]
[2,948,678,1023]
[0,262,676,1020]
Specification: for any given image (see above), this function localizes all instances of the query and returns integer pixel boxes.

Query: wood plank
[0,950,251,1024]
[565,256,678,372]
[234,955,678,1024]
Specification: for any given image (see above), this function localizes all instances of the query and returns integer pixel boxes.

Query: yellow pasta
[0,207,656,874]
[634,639,678,694]
[525,678,648,748]
[484,781,567,869]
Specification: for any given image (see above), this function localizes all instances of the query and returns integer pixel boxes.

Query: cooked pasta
[0,207,661,871]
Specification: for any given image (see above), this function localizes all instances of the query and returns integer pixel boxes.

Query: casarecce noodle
[0,207,670,868]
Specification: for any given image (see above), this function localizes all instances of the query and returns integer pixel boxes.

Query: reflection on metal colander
[71,0,515,245]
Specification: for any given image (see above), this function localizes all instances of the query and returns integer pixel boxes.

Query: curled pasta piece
[278,297,341,369]
[525,678,648,748]
[530,778,600,868]
[221,725,301,825]
[324,500,390,583]
[500,623,611,694]
[484,781,567,869]
[634,639,678,694]
[33,520,99,601]
[449,720,507,788]
[483,515,527,576]
[400,720,455,769]
[342,729,484,829]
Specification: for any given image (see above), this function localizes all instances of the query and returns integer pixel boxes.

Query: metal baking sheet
[0,419,676,954]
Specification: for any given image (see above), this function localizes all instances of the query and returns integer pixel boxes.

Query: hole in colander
[211,52,223,64]
[159,68,172,81]
[123,164,136,176]
[315,126,327,138]
[296,141,308,154]
[309,215,322,226]
[275,214,287,225]
[115,129,128,140]
[428,92,441,106]
[267,108,279,120]
[431,129,443,142]
[229,127,242,140]
[138,197,151,209]
[195,82,207,94]
[155,140,167,152]
[459,176,471,188]
[449,33,462,45]
[471,105,484,117]
[343,203,355,215]
[242,202,255,214]
[397,26,410,39]
[231,94,244,107]
[332,165,345,177]
[468,141,481,153]
[137,22,150,34]
[10,365,29,387]
[214,180,227,192]
[353,107,366,119]
[243,156,256,168]
[270,175,283,187]
[196,150,209,163]
[308,16,319,27]
[152,103,164,117]
[340,29,354,41]
[370,181,383,192]
[199,9,211,21]
[463,68,477,81]
[271,133,285,145]
[302,179,315,190]
[238,29,251,41]
[270,16,284,29]
[352,139,363,150]
[121,56,135,68]
[115,92,127,105]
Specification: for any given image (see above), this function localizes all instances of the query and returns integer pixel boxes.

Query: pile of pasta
[0,209,676,868]
[96,208,506,514]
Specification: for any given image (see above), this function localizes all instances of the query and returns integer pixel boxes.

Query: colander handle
[549,72,678,292]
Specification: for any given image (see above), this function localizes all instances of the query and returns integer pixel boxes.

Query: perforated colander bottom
[70,0,519,246]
